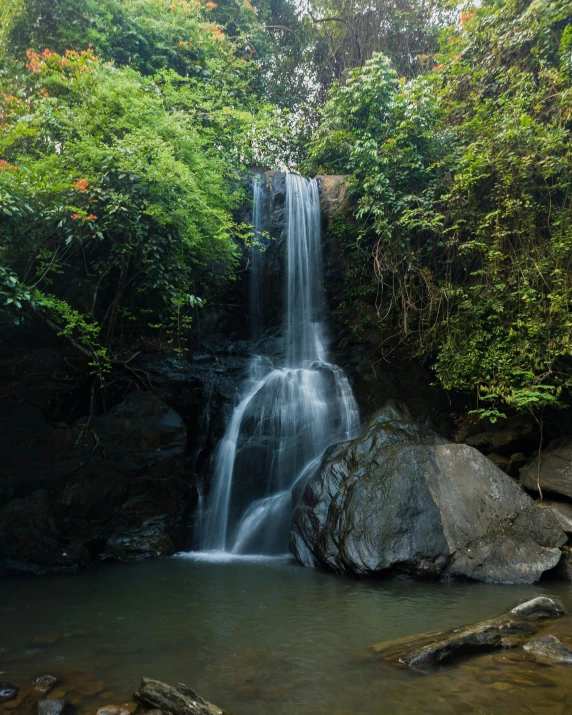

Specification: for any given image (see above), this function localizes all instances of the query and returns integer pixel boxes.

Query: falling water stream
[199,174,360,555]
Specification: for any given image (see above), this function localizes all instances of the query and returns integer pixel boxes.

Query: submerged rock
[134,677,224,715]
[290,401,566,584]
[523,635,572,663]
[96,706,131,715]
[369,597,565,670]
[37,699,72,715]
[0,684,18,703]
[33,675,58,696]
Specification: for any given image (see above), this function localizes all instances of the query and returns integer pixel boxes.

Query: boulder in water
[290,401,566,584]
[134,677,224,715]
[368,597,565,670]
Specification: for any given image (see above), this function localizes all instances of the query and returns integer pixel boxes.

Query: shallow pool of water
[2,554,572,714]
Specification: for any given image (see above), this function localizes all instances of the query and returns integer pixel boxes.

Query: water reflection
[1,558,572,714]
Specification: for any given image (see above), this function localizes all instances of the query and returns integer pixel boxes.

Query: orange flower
[87,214,97,221]
[71,213,81,220]
[0,159,19,172]
[206,2,217,8]
[433,64,444,70]
[75,179,89,192]
[460,11,476,24]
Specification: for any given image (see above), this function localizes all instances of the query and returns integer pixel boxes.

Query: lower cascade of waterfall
[198,174,360,556]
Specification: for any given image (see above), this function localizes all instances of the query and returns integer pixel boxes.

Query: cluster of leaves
[306,0,572,417]
[0,0,287,371]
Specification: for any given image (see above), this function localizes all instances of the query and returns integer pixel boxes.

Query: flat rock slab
[524,635,572,663]
[369,597,565,670]
[134,677,224,715]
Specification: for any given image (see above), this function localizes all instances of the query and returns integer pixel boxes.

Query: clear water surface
[2,555,572,714]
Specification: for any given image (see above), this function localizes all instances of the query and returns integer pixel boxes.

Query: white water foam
[196,174,360,556]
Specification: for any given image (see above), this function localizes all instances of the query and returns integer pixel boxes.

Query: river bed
[2,555,572,714]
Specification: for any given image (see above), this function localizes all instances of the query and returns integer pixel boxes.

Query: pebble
[0,683,18,703]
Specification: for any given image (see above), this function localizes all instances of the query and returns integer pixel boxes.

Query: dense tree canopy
[307,0,572,417]
[0,0,286,376]
[1,0,572,418]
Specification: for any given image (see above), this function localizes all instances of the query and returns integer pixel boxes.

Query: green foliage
[0,0,289,365]
[307,0,572,416]
[305,0,452,90]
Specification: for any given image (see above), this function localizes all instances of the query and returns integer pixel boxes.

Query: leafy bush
[305,0,572,416]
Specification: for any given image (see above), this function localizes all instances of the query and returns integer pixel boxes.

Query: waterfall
[199,174,360,555]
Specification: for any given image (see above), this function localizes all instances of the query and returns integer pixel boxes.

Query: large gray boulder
[520,437,572,499]
[290,401,566,584]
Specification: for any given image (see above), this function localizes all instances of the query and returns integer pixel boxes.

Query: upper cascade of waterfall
[198,173,360,556]
[285,174,325,366]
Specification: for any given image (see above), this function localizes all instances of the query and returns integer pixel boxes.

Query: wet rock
[536,501,572,534]
[291,401,567,584]
[521,437,572,499]
[317,175,351,218]
[0,683,18,703]
[369,597,565,670]
[96,706,131,715]
[33,675,58,695]
[510,596,565,620]
[134,677,224,715]
[558,547,572,580]
[37,699,72,715]
[524,635,572,663]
